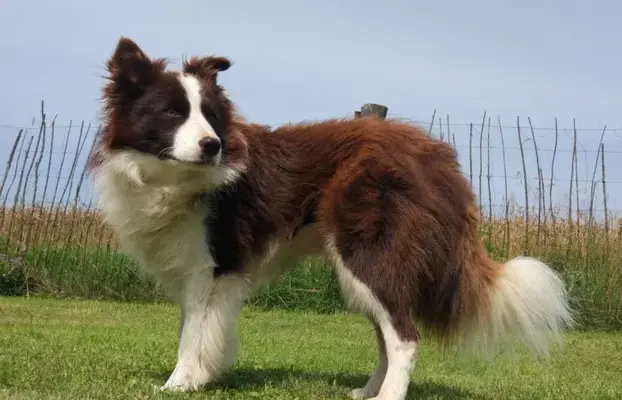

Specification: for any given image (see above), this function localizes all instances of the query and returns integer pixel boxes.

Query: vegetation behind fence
[0,104,620,330]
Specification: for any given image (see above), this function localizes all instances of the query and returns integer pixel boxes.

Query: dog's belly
[239,223,328,290]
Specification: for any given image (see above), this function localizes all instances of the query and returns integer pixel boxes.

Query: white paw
[160,363,210,393]
[350,387,378,399]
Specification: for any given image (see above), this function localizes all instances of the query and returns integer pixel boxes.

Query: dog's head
[93,37,246,184]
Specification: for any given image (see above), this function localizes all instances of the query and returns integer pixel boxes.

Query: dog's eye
[201,105,219,121]
[164,109,182,118]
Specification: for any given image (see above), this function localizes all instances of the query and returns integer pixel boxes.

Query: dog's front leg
[161,271,249,392]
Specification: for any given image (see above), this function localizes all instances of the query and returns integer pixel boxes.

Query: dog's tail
[419,244,575,358]
[452,251,574,357]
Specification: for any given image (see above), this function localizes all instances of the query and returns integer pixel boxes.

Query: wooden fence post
[354,103,388,120]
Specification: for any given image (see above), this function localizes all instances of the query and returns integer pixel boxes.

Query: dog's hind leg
[330,245,419,400]
[349,322,388,399]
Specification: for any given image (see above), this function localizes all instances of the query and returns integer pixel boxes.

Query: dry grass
[0,206,114,250]
[2,203,620,263]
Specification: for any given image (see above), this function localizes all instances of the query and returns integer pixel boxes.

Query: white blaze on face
[172,74,221,163]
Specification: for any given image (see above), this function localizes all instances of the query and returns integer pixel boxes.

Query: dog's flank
[90,37,574,400]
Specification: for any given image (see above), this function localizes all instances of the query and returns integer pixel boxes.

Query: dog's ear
[183,56,232,83]
[106,37,165,94]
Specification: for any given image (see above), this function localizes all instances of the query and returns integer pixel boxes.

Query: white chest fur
[92,151,224,292]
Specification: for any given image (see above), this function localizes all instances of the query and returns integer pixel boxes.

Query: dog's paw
[350,387,378,399]
[160,363,210,392]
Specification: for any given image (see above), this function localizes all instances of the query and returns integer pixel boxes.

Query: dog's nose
[198,137,221,157]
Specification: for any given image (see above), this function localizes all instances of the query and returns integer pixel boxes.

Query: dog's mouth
[159,153,219,167]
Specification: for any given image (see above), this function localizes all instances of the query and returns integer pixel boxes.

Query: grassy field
[1,297,621,400]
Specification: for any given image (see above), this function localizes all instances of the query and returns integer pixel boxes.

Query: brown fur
[90,38,502,345]
[206,116,500,343]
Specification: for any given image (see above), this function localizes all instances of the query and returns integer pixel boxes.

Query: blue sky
[1,0,621,218]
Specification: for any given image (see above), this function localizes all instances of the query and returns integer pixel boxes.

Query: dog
[89,37,574,400]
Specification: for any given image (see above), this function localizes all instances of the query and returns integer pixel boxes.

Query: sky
[1,0,621,219]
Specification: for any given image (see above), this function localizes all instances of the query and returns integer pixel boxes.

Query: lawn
[0,298,620,399]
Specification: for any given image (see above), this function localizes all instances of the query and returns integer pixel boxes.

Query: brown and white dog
[89,37,573,400]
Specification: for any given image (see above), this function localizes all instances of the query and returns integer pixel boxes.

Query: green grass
[0,240,346,312]
[2,237,622,330]
[1,298,621,399]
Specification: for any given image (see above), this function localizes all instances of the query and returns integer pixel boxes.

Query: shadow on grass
[149,366,490,399]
